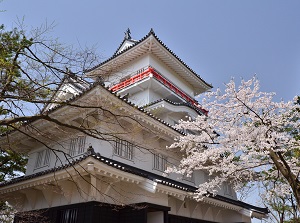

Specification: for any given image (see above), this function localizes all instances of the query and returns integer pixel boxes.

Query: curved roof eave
[144,99,205,116]
[1,80,186,144]
[0,150,268,216]
[44,82,186,136]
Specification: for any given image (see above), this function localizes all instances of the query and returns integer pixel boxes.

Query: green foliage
[0,24,43,219]
[0,149,27,181]
[0,21,99,222]
[0,24,32,95]
[0,24,28,188]
[0,24,51,105]
[0,23,99,127]
[0,21,99,182]
[0,149,27,219]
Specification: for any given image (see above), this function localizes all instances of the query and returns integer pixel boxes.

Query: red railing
[109,67,208,115]
[109,68,151,92]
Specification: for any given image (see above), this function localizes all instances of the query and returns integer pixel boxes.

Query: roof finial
[124,28,131,40]
[65,67,75,77]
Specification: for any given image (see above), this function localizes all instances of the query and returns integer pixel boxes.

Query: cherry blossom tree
[168,77,300,212]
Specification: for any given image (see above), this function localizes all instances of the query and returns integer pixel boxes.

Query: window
[224,182,233,196]
[153,153,167,171]
[69,136,86,156]
[35,149,51,169]
[120,75,131,82]
[58,208,78,223]
[114,138,134,160]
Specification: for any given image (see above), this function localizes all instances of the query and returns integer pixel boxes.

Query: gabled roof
[113,38,138,56]
[112,28,138,55]
[44,81,186,136]
[113,38,137,55]
[43,73,91,112]
[1,78,186,143]
[0,148,268,216]
[85,29,212,95]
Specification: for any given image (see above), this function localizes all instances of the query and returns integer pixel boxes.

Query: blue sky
[2,0,300,102]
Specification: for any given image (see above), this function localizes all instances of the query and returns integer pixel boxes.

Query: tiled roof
[0,153,87,187]
[1,79,186,137]
[3,30,213,137]
[112,38,138,56]
[144,98,205,115]
[0,148,268,215]
[45,82,187,136]
[39,76,182,135]
[44,80,101,114]
[85,29,212,89]
[89,151,192,193]
[89,151,268,214]
[42,74,91,113]
[66,75,91,92]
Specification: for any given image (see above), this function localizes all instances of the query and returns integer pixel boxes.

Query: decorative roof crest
[124,28,131,40]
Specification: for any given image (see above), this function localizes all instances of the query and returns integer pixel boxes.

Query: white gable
[44,75,90,111]
[117,39,137,54]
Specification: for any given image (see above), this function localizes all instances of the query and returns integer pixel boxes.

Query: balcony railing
[109,66,208,115]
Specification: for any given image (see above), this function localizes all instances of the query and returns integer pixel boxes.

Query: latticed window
[224,182,233,196]
[114,138,134,160]
[58,208,78,223]
[153,153,167,171]
[35,149,51,169]
[69,136,86,156]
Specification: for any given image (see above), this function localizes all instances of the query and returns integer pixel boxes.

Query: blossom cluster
[168,77,300,201]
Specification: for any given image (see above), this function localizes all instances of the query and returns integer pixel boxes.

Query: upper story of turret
[85,29,212,122]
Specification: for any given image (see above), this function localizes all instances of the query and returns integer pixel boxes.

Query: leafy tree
[168,78,300,214]
[0,23,99,131]
[0,23,152,222]
[0,149,27,181]
[0,22,99,175]
[259,97,300,223]
[0,149,27,222]
[0,22,29,187]
[0,23,99,221]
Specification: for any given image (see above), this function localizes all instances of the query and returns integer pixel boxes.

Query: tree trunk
[269,149,300,212]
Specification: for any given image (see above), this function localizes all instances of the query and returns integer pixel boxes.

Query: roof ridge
[1,77,186,137]
[84,29,212,89]
[45,80,186,135]
[85,29,153,73]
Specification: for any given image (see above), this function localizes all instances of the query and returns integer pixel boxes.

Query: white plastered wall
[105,55,150,87]
[25,122,237,199]
[104,54,196,99]
[149,55,195,97]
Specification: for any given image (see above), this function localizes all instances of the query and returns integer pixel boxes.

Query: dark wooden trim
[14,201,171,223]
